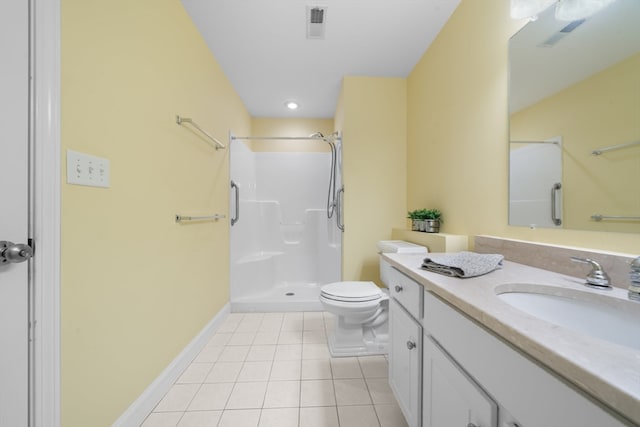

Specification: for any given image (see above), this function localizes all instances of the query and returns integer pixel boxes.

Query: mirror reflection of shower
[229,132,343,312]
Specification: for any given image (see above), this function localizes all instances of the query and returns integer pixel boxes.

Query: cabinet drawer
[388,266,423,319]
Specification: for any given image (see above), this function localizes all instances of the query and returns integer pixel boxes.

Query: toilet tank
[377,240,427,287]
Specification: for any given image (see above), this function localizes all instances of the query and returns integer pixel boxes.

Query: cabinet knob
[467,424,478,427]
[406,341,416,350]
[395,285,403,293]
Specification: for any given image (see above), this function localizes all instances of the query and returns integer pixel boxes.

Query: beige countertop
[382,253,640,425]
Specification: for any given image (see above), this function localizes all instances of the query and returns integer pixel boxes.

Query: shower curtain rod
[231,135,341,143]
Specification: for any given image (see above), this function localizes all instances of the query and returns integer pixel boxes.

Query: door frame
[31,0,61,425]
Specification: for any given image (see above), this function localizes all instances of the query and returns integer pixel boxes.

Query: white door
[0,0,32,425]
[388,299,422,427]
[422,336,497,427]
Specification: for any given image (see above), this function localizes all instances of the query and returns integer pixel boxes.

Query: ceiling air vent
[538,19,586,47]
[307,6,327,39]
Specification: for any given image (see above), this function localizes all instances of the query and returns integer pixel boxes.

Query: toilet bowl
[320,240,427,357]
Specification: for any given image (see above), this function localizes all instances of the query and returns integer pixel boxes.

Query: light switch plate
[66,149,110,188]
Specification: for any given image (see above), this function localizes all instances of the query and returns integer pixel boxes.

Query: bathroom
[4,0,639,426]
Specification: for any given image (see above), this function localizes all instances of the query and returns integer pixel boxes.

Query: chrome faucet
[629,256,640,301]
[570,256,612,289]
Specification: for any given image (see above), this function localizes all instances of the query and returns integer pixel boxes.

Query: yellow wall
[407,0,640,253]
[339,77,408,283]
[511,53,640,233]
[250,118,334,152]
[61,0,251,425]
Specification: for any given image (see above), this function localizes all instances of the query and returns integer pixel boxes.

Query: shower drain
[285,292,295,296]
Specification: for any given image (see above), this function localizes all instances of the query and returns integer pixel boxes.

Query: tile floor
[141,311,408,427]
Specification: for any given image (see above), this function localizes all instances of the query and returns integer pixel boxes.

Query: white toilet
[320,240,427,357]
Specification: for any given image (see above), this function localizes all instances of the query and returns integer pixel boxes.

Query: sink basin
[496,285,640,351]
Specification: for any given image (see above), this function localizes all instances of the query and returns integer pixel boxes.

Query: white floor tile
[365,378,395,404]
[226,381,268,409]
[274,344,302,361]
[205,362,242,383]
[334,379,372,406]
[237,361,272,382]
[207,333,232,346]
[235,321,262,333]
[303,318,325,331]
[217,345,250,362]
[177,410,222,427]
[154,384,200,412]
[337,405,381,427]
[375,403,409,427]
[141,412,183,427]
[176,363,213,384]
[330,358,362,379]
[217,409,261,427]
[263,380,301,408]
[358,356,388,378]
[188,383,234,411]
[270,360,302,381]
[300,380,336,407]
[303,330,327,344]
[228,332,256,346]
[278,330,303,344]
[245,345,276,361]
[253,332,280,345]
[193,346,224,364]
[301,359,332,380]
[302,343,331,360]
[259,407,298,427]
[299,407,339,427]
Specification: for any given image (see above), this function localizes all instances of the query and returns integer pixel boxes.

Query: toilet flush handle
[394,285,403,293]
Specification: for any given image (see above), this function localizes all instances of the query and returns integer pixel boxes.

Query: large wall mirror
[508,0,640,232]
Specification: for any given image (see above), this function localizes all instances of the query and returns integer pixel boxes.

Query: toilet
[320,240,428,357]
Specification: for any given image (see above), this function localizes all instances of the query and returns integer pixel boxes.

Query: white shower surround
[230,141,341,312]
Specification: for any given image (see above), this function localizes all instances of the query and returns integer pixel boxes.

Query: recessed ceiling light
[285,101,299,110]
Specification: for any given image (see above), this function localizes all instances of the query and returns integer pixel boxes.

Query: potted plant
[407,210,421,231]
[422,208,442,233]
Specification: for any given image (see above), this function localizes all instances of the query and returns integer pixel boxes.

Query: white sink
[495,284,640,351]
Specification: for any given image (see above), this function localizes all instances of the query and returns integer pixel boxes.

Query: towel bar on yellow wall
[591,140,640,155]
[590,214,640,222]
[175,214,226,223]
[176,115,226,150]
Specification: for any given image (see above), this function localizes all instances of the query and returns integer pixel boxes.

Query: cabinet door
[389,298,422,427]
[423,335,497,427]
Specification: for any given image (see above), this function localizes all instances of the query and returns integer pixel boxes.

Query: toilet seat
[320,281,383,303]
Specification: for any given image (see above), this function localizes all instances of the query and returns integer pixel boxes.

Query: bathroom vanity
[383,253,639,427]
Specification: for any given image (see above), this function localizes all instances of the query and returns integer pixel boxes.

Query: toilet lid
[321,281,383,302]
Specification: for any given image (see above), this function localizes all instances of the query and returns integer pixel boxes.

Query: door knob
[1,241,33,264]
[406,341,416,350]
[395,285,403,293]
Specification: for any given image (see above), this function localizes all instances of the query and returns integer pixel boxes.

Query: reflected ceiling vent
[307,6,327,39]
[538,19,586,47]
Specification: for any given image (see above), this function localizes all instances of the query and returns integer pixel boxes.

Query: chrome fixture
[591,140,640,156]
[0,241,33,264]
[175,214,226,223]
[570,256,612,289]
[176,115,226,150]
[591,214,640,222]
[230,180,240,226]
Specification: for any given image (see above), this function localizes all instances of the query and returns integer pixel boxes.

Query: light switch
[66,149,110,188]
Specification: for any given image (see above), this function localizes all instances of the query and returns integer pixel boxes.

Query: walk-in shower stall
[229,134,343,312]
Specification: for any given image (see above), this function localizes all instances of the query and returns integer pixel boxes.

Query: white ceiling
[181,0,461,118]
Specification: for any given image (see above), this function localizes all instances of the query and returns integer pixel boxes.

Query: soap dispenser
[630,256,640,301]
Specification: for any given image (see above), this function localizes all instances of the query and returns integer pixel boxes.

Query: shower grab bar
[337,186,345,231]
[551,183,562,226]
[231,180,239,226]
[175,214,226,223]
[176,115,226,150]
[591,140,640,156]
[590,214,640,222]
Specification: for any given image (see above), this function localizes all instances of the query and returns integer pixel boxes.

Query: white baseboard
[112,303,230,427]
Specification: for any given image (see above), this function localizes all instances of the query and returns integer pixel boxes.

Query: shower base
[231,283,324,313]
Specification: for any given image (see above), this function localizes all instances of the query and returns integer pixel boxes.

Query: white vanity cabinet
[424,290,629,427]
[388,267,423,427]
[422,334,497,427]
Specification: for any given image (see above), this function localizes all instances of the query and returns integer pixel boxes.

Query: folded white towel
[421,251,504,278]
